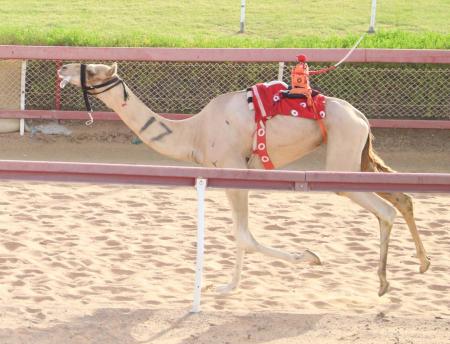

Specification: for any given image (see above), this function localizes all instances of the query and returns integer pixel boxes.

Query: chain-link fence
[0,60,22,110]
[1,59,449,119]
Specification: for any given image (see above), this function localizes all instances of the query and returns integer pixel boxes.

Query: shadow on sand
[0,308,324,344]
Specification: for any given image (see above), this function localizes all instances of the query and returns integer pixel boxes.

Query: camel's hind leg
[217,189,321,294]
[377,192,430,273]
[358,126,430,273]
[337,191,397,296]
[324,108,396,296]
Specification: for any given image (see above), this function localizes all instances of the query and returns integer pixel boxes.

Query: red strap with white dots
[250,82,326,170]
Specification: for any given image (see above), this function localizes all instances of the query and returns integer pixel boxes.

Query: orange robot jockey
[289,54,336,109]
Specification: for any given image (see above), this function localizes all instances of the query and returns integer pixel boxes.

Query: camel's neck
[96,83,201,163]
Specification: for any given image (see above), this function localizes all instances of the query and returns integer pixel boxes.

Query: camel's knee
[376,198,397,227]
[235,230,258,252]
[379,207,396,228]
[398,193,414,215]
[336,191,396,225]
[379,192,414,216]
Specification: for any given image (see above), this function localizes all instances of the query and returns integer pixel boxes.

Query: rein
[307,32,367,76]
[80,63,129,125]
[333,32,367,67]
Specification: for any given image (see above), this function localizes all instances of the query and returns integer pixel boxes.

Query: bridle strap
[80,64,92,114]
[83,76,124,93]
[80,63,129,116]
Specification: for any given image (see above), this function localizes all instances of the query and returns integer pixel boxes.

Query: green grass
[0,0,448,48]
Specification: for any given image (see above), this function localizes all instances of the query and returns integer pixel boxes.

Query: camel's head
[58,63,118,88]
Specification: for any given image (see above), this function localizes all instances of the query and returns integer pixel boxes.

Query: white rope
[85,111,94,126]
[334,32,367,67]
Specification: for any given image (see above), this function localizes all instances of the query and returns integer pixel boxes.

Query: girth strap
[317,118,328,144]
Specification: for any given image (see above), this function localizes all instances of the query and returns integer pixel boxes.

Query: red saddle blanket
[247,81,326,169]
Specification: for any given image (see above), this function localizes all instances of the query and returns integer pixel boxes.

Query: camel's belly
[262,115,324,168]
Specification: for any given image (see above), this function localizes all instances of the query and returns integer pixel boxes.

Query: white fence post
[369,0,377,33]
[19,60,27,136]
[277,62,285,82]
[239,0,246,33]
[191,177,207,313]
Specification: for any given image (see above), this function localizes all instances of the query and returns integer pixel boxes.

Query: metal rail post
[19,61,27,136]
[277,62,285,82]
[191,177,207,313]
[369,0,377,33]
[240,0,246,33]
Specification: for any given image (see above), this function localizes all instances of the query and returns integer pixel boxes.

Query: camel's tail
[361,131,395,173]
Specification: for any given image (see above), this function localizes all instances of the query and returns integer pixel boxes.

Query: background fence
[0,46,449,120]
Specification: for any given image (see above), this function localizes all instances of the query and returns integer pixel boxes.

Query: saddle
[280,88,320,99]
[247,81,327,170]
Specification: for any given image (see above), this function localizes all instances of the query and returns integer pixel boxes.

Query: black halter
[80,63,129,123]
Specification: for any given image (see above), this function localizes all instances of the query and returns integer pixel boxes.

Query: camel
[58,62,430,297]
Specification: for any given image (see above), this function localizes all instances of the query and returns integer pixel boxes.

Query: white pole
[369,0,377,33]
[19,60,27,136]
[191,177,207,313]
[240,0,246,33]
[277,62,285,81]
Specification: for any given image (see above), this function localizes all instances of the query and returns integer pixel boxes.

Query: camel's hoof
[420,257,431,273]
[378,282,390,297]
[216,284,237,295]
[304,249,322,265]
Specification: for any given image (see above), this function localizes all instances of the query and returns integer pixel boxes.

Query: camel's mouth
[58,74,72,89]
[57,68,65,79]
[57,66,73,89]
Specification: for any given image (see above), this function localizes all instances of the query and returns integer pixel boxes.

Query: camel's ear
[86,64,97,77]
[106,62,118,77]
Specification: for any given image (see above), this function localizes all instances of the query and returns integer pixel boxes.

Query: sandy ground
[0,121,449,344]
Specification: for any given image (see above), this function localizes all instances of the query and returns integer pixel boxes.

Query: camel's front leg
[217,189,321,294]
[216,247,245,294]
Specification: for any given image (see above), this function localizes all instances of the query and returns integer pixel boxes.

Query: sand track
[0,122,449,343]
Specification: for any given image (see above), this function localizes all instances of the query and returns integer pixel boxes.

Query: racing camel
[58,62,430,296]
